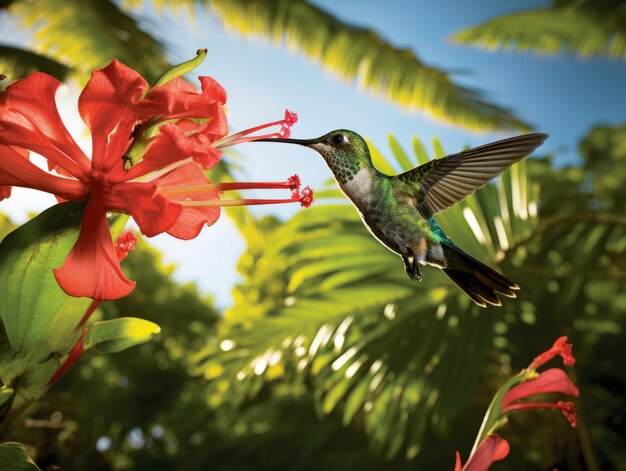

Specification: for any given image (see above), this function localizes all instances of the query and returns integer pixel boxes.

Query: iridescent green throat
[318,148,370,186]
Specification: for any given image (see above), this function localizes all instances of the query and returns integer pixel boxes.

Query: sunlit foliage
[0,0,527,130]
[452,0,626,60]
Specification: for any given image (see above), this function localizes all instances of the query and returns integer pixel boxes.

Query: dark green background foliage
[0,0,625,469]
[0,125,622,470]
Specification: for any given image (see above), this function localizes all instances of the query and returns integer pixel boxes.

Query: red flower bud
[528,336,575,369]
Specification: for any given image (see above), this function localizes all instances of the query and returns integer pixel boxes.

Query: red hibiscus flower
[0,54,310,300]
[454,337,579,471]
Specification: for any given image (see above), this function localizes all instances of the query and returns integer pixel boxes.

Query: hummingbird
[256,131,547,307]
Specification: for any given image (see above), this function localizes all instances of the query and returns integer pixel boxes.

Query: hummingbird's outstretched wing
[395,133,547,217]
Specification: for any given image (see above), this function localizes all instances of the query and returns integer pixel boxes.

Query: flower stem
[471,373,525,455]
[570,367,599,471]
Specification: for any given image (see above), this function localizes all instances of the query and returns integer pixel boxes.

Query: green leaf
[451,6,626,60]
[0,202,89,355]
[412,137,430,165]
[342,376,369,425]
[0,442,40,471]
[432,137,445,158]
[83,317,161,353]
[388,134,414,171]
[365,137,396,175]
[0,45,71,83]
[9,0,170,83]
[11,358,60,406]
[0,387,13,409]
[287,254,392,292]
[209,0,529,131]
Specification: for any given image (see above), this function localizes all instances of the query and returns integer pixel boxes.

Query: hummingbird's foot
[403,256,423,282]
[412,258,423,281]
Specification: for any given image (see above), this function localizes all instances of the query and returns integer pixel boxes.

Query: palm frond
[207,0,529,132]
[519,214,626,311]
[452,6,626,60]
[0,45,70,83]
[8,0,169,83]
[194,134,539,458]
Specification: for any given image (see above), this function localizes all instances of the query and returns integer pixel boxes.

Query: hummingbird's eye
[332,133,345,145]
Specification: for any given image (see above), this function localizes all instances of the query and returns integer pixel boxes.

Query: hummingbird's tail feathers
[440,244,519,308]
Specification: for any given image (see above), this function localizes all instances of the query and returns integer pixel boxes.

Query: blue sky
[1,1,625,306]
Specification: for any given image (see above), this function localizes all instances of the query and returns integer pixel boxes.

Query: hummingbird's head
[308,130,368,159]
[255,129,372,183]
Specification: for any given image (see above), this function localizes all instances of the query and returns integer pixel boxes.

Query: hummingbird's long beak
[254,137,317,146]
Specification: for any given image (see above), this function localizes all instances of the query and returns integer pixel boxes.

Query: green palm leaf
[5,0,169,82]
[518,214,626,311]
[205,0,529,132]
[452,2,626,60]
[0,45,70,84]
[4,0,528,130]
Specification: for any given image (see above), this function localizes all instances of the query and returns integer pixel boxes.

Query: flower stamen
[501,400,578,428]
[161,173,302,196]
[213,109,298,148]
[178,186,314,208]
[130,157,195,184]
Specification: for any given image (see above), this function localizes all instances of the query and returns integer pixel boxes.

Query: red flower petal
[0,144,85,199]
[461,435,510,471]
[103,181,182,238]
[119,119,224,182]
[145,76,228,120]
[111,80,227,182]
[198,76,228,107]
[54,197,135,300]
[501,368,580,408]
[153,162,221,240]
[0,73,90,179]
[78,60,150,173]
[454,451,462,471]
[155,119,225,168]
[75,230,137,328]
